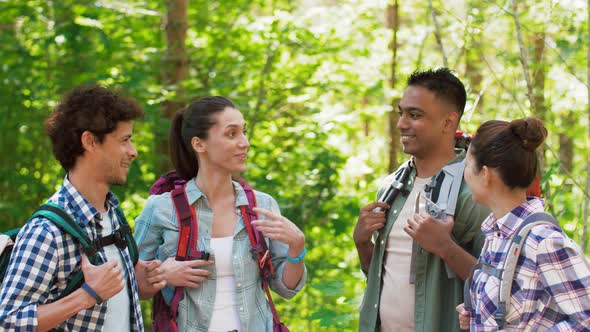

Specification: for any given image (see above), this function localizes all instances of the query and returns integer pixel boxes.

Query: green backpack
[0,202,138,300]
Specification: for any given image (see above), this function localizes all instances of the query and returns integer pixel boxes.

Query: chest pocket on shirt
[232,232,262,290]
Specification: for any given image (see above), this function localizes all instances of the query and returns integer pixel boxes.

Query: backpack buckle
[259,250,270,269]
[84,245,99,258]
[113,230,128,250]
[258,249,275,278]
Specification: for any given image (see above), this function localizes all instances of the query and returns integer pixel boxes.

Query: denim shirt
[134,179,306,332]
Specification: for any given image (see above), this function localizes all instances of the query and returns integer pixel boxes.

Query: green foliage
[1,0,590,331]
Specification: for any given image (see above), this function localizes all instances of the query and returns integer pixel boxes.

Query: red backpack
[149,171,289,332]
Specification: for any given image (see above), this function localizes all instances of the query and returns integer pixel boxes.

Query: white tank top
[209,236,242,332]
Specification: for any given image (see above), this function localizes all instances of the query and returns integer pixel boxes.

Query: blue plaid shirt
[469,197,590,331]
[0,176,143,331]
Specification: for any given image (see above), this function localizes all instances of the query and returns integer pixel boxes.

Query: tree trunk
[531,32,547,185]
[558,112,574,174]
[513,3,551,204]
[464,0,484,119]
[159,0,188,173]
[387,0,401,173]
[428,0,448,67]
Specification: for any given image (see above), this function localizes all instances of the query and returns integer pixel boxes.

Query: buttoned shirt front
[134,179,306,332]
[469,197,590,331]
[0,176,143,332]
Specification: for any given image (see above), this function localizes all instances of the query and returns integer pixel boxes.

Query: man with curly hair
[0,84,166,332]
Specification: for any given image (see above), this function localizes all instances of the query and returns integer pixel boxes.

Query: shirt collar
[481,196,545,238]
[185,177,249,207]
[408,148,466,171]
[58,175,120,226]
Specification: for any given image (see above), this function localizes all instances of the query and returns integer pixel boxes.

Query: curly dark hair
[45,84,144,171]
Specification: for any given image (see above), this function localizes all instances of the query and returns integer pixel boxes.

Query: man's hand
[161,257,213,288]
[353,202,389,245]
[80,254,124,307]
[135,259,166,299]
[404,214,454,257]
[354,202,389,273]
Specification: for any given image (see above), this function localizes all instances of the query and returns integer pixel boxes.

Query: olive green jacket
[358,151,489,332]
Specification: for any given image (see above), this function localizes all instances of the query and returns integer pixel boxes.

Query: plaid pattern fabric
[0,176,143,331]
[469,197,590,331]
[134,179,306,332]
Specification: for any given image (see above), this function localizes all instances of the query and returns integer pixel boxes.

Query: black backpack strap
[113,206,139,266]
[32,202,100,299]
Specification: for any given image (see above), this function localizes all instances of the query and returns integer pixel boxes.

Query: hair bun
[509,117,547,151]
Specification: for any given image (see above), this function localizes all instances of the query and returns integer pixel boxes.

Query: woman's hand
[456,303,471,330]
[161,257,214,288]
[134,259,167,299]
[251,207,305,257]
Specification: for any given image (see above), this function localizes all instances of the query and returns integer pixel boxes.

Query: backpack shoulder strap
[170,185,199,261]
[495,212,559,329]
[33,202,98,257]
[463,239,491,312]
[426,159,466,217]
[113,206,139,266]
[166,184,200,319]
[238,180,286,328]
[32,202,100,299]
[238,181,274,275]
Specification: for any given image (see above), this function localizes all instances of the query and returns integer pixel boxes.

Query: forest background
[1,0,589,330]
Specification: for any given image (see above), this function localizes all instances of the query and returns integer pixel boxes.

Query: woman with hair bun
[456,117,590,331]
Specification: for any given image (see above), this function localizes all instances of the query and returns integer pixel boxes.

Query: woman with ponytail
[134,97,306,332]
[455,117,590,331]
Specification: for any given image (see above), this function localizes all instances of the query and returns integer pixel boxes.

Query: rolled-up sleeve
[264,195,307,299]
[0,220,59,331]
[134,195,162,261]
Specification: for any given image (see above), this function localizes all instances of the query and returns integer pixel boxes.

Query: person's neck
[413,148,457,178]
[195,167,234,204]
[488,188,528,221]
[68,165,109,213]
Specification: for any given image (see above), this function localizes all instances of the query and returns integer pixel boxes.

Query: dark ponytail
[168,96,236,180]
[169,109,198,180]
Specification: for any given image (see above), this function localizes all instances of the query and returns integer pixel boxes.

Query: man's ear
[191,136,205,153]
[80,131,97,152]
[444,111,459,133]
